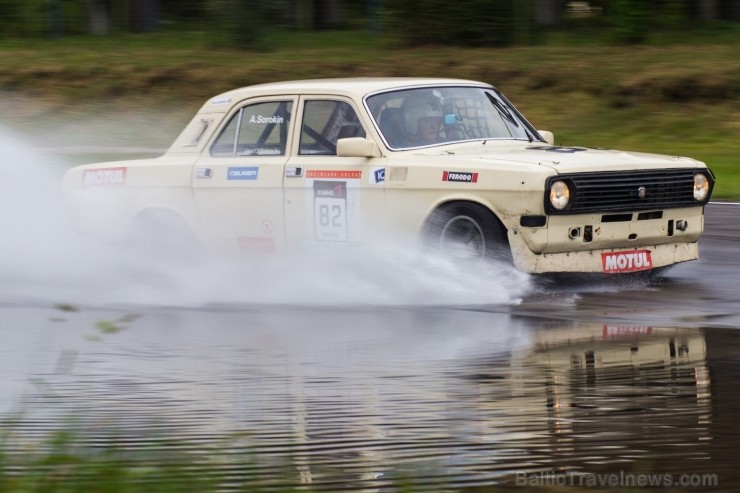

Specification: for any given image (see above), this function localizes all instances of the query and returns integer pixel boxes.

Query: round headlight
[549,180,570,210]
[693,173,709,202]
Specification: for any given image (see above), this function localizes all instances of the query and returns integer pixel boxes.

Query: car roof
[208,77,493,104]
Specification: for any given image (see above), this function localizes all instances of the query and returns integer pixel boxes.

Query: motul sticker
[442,171,478,183]
[601,250,653,273]
[82,167,127,186]
[306,170,362,179]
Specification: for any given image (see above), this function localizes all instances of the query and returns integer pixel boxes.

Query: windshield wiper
[486,93,518,127]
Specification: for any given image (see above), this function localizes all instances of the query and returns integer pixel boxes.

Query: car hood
[407,141,705,173]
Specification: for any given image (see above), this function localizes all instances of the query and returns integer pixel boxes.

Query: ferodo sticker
[442,171,478,183]
[82,167,127,186]
[601,250,653,273]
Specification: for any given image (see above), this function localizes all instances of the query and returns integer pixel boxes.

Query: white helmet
[403,90,444,135]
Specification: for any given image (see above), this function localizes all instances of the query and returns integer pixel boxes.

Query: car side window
[210,100,292,157]
[299,100,366,156]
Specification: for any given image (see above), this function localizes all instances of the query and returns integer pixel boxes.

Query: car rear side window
[299,100,366,156]
[210,100,292,157]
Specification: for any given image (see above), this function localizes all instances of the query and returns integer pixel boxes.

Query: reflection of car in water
[62,78,715,275]
[5,304,715,489]
[474,323,712,475]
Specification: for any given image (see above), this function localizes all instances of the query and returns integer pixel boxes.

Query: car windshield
[366,86,540,150]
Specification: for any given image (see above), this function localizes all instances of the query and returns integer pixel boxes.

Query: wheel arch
[130,206,194,229]
[128,206,203,245]
[420,197,509,245]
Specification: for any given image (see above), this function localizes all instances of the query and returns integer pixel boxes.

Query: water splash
[0,125,531,309]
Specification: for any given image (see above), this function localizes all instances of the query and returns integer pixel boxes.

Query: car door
[284,97,386,252]
[193,97,296,253]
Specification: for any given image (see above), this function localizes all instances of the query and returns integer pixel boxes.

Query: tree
[535,0,567,26]
[88,0,112,35]
[129,0,159,32]
[696,0,720,19]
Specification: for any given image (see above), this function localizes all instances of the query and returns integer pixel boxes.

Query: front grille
[545,168,714,215]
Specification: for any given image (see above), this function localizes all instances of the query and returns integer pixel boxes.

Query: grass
[0,427,661,493]
[0,427,476,493]
[0,28,738,198]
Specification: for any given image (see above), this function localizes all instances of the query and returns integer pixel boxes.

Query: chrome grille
[545,168,714,215]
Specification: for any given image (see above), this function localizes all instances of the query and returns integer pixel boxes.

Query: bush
[608,0,651,43]
[0,0,44,38]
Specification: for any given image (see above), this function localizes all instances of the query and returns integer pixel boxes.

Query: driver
[403,93,444,146]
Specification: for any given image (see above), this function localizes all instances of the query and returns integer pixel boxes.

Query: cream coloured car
[62,78,715,274]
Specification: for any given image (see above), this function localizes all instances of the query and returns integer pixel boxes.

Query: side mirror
[337,137,382,158]
[538,130,555,146]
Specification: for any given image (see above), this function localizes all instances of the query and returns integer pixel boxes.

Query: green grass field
[1,29,738,199]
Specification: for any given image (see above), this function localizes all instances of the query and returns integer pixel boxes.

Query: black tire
[422,202,511,263]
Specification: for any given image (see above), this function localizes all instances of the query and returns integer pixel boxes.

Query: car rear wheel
[128,209,202,260]
[423,203,511,263]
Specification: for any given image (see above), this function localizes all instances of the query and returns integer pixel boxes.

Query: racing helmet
[403,90,444,135]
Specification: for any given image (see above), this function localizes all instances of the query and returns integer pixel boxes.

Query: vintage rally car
[62,77,715,274]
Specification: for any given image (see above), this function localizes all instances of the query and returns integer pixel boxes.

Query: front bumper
[507,230,699,274]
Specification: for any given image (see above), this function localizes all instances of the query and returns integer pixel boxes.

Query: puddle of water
[2,304,736,491]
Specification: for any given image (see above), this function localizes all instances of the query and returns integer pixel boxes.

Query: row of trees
[0,0,738,45]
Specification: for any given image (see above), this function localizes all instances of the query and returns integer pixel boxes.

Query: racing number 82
[314,196,347,241]
[319,203,342,227]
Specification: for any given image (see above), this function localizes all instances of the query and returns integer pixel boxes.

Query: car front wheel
[423,203,511,263]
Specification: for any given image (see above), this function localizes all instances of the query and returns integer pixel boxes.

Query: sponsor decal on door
[313,181,347,241]
[227,167,259,180]
[306,170,362,180]
[369,167,385,184]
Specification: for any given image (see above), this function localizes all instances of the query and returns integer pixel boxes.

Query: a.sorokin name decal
[82,167,127,186]
[227,167,259,180]
[442,171,478,183]
[601,250,653,273]
[248,114,284,124]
